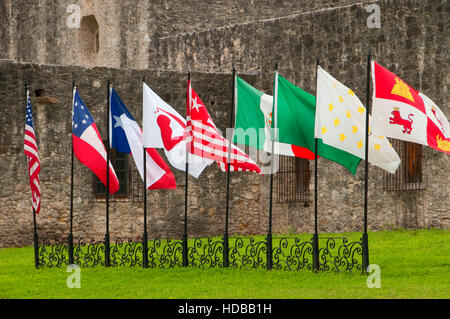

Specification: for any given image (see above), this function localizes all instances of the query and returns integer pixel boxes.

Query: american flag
[24,89,41,214]
[186,81,261,174]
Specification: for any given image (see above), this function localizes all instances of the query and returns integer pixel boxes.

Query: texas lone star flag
[110,86,176,190]
[72,87,119,193]
[371,61,450,153]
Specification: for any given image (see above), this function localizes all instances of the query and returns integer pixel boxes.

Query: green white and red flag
[233,76,316,159]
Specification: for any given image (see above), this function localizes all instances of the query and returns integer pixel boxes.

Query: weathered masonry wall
[4,0,445,73]
[148,0,449,234]
[0,59,448,248]
[0,61,265,247]
[0,0,448,247]
[0,0,376,69]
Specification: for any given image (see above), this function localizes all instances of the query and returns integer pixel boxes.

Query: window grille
[383,140,424,191]
[93,150,143,202]
[277,156,310,203]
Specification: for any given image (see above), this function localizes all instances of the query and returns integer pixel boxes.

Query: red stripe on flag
[187,83,262,174]
[73,133,120,194]
[24,132,41,214]
[426,117,450,154]
[373,61,425,113]
[145,147,177,190]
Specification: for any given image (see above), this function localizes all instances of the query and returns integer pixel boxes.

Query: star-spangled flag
[110,87,176,190]
[315,66,401,174]
[24,90,41,214]
[186,80,261,174]
[371,61,450,153]
[72,88,120,193]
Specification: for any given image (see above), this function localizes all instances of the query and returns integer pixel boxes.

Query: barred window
[383,140,423,191]
[93,149,143,201]
[277,156,310,203]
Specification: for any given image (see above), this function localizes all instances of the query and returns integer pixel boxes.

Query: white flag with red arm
[142,82,213,178]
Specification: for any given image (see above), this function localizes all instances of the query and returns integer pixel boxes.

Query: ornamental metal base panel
[37,236,363,273]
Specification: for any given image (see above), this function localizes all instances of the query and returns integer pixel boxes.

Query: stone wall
[147,0,449,234]
[0,60,265,247]
[0,0,448,247]
[0,0,401,69]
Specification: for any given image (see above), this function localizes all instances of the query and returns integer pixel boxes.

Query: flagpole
[267,63,278,271]
[223,67,236,268]
[31,207,40,268]
[142,76,149,269]
[105,79,111,267]
[68,80,75,265]
[313,58,320,272]
[25,82,40,269]
[362,54,371,272]
[182,72,191,267]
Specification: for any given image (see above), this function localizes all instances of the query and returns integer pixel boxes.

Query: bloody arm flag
[142,82,213,178]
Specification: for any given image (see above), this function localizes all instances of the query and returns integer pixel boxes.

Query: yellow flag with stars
[315,66,401,174]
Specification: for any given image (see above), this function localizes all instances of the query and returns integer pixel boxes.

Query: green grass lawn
[0,229,448,299]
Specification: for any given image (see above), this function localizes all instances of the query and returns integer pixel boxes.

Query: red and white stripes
[187,81,261,174]
[24,90,41,214]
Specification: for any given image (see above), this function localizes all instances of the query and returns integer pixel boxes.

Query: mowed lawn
[0,229,448,299]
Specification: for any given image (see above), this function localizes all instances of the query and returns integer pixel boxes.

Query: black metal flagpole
[362,54,372,272]
[68,80,75,265]
[182,72,191,267]
[267,62,278,270]
[25,82,40,269]
[313,58,320,272]
[32,208,39,268]
[223,67,236,267]
[142,76,149,268]
[105,79,111,267]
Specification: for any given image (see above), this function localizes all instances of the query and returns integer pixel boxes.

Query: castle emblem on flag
[431,106,444,129]
[391,77,414,102]
[436,135,450,152]
[389,107,414,134]
[372,61,450,154]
